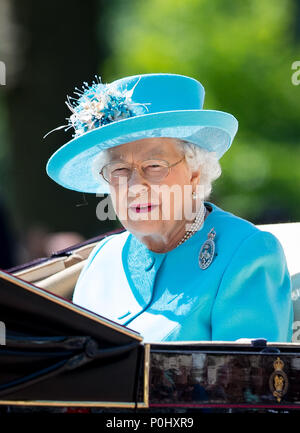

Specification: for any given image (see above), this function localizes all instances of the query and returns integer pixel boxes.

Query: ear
[190,168,201,189]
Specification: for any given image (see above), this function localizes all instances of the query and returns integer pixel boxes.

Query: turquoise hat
[46,73,238,194]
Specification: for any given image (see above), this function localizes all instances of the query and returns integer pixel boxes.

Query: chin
[122,219,163,235]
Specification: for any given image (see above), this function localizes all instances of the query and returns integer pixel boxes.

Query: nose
[128,166,144,184]
[127,167,149,196]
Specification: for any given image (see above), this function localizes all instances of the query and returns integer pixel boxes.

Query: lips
[129,203,159,213]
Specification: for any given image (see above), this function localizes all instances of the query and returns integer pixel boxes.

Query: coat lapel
[122,233,166,308]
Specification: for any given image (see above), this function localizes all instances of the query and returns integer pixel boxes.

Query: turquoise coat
[72,201,293,342]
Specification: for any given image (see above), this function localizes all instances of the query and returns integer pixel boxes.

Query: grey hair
[91,138,222,200]
[174,139,222,200]
[91,149,111,184]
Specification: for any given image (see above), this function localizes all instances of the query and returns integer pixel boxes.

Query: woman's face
[103,137,201,239]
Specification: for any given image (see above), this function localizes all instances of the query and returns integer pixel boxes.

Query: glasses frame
[99,156,185,185]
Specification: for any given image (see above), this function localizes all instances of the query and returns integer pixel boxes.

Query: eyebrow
[108,148,170,162]
[144,150,169,158]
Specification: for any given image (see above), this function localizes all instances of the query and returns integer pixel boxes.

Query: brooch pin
[199,228,216,270]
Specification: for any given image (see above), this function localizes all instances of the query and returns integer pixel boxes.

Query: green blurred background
[0,0,299,267]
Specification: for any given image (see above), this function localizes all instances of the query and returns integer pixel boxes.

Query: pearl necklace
[177,202,207,247]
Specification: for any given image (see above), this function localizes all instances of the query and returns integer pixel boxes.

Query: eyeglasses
[100,156,185,186]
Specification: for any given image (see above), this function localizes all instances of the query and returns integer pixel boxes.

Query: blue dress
[72,201,293,342]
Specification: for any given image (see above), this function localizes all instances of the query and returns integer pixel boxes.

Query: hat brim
[46,109,238,194]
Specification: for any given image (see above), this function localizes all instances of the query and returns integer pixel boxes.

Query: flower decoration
[44,75,149,139]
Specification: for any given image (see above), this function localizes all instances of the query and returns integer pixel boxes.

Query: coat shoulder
[208,201,261,240]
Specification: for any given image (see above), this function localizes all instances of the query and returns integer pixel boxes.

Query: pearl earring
[192,191,197,200]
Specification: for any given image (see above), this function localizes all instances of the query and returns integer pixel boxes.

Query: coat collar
[122,233,166,307]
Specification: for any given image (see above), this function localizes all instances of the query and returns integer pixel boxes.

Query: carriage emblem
[269,357,289,403]
[199,228,216,270]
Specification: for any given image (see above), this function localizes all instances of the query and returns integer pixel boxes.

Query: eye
[102,163,131,181]
[111,167,131,176]
[143,160,167,171]
[147,164,163,170]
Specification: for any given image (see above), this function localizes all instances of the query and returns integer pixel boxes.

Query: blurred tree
[102,0,300,223]
[0,198,17,268]
[102,0,300,141]
[294,0,300,41]
[1,0,116,263]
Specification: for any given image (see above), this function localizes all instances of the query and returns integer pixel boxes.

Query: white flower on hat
[43,75,149,139]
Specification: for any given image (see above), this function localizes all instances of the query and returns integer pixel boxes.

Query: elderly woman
[46,73,293,342]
